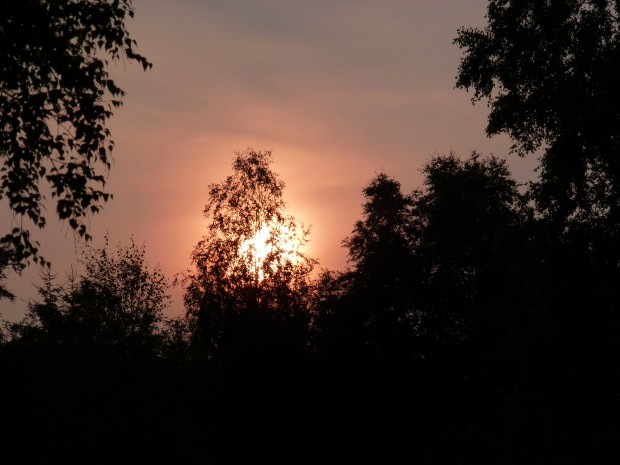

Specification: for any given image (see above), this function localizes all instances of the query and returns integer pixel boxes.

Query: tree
[345,173,415,287]
[398,153,540,464]
[1,238,189,464]
[455,0,620,227]
[181,150,317,462]
[339,173,418,362]
[9,237,170,356]
[1,0,151,266]
[453,9,620,449]
[411,153,524,352]
[184,149,316,354]
[304,175,425,464]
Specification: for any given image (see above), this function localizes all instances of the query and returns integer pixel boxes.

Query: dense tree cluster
[3,146,618,463]
[2,0,619,463]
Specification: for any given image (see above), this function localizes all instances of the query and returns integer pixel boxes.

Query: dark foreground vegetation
[2,147,620,464]
[2,1,620,464]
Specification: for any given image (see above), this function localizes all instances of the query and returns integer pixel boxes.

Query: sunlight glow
[238,222,300,282]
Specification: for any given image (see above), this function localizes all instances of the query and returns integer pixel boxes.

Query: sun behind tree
[237,222,300,283]
[184,149,316,350]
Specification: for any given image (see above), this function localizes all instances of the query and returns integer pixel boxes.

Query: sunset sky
[3,0,535,320]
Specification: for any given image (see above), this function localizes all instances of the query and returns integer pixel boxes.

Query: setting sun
[238,222,300,281]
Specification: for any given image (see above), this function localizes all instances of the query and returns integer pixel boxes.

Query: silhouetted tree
[0,0,151,266]
[1,237,182,464]
[313,173,425,462]
[412,153,524,346]
[339,173,418,363]
[9,237,170,356]
[455,0,620,229]
[405,153,536,463]
[184,148,316,355]
[455,5,620,458]
[183,149,318,462]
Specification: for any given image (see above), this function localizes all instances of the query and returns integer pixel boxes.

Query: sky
[2,0,536,320]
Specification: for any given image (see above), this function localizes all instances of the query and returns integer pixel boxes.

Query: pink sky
[2,0,535,320]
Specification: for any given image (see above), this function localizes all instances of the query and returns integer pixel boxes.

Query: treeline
[1,147,619,464]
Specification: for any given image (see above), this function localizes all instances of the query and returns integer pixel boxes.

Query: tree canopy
[184,149,316,353]
[0,0,151,266]
[8,237,171,355]
[455,0,620,224]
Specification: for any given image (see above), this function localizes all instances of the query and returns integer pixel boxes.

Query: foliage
[0,238,197,464]
[9,237,170,355]
[317,155,524,360]
[307,158,526,463]
[455,5,620,453]
[0,0,151,266]
[2,150,618,462]
[0,244,21,301]
[455,0,620,224]
[184,149,316,353]
[413,152,524,306]
[339,173,418,361]
[344,172,416,280]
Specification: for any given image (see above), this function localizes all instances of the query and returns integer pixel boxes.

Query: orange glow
[1,1,521,321]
